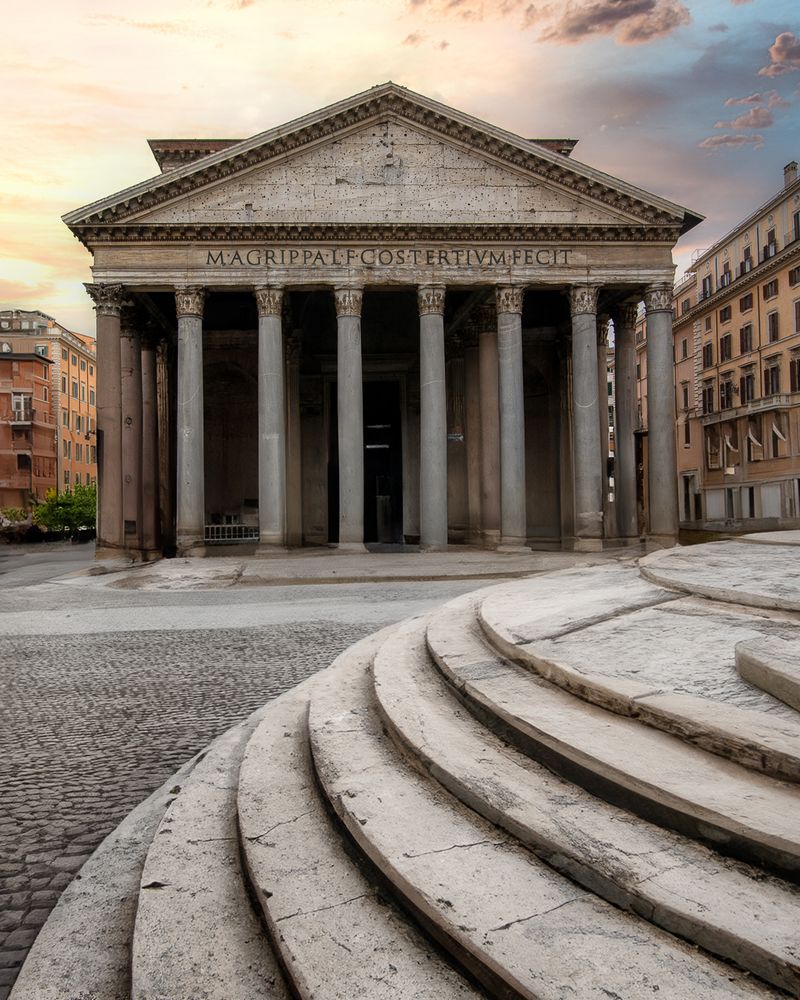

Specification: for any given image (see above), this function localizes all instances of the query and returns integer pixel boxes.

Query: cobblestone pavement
[0,559,484,998]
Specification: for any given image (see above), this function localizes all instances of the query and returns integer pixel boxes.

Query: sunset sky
[1,0,798,336]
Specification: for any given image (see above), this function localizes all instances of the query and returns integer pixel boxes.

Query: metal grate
[204,524,260,543]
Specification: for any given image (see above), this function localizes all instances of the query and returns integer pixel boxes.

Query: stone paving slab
[737,636,800,713]
[310,633,781,1000]
[640,541,800,611]
[378,605,800,996]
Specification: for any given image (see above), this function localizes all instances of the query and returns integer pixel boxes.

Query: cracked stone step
[737,637,800,713]
[426,589,800,879]
[237,636,478,1000]
[132,708,289,1000]
[479,580,800,783]
[308,631,783,1000]
[9,756,198,1000]
[375,602,800,996]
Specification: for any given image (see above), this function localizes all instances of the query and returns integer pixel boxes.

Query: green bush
[33,484,97,538]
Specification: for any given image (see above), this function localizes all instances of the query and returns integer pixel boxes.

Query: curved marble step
[237,640,478,1000]
[132,710,288,1000]
[9,756,198,1000]
[308,635,783,1000]
[479,577,800,783]
[737,637,800,713]
[426,594,800,879]
[373,610,800,996]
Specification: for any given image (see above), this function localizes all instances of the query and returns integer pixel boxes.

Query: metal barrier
[204,524,259,543]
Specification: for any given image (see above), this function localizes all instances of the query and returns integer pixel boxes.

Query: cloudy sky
[1,0,798,335]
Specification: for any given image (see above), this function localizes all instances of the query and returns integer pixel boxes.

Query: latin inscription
[205,246,572,268]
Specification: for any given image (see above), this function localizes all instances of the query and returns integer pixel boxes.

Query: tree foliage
[33,484,97,537]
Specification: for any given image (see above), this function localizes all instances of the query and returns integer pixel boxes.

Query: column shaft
[175,287,206,553]
[645,285,679,545]
[120,310,143,554]
[140,338,160,556]
[335,288,365,549]
[463,329,482,545]
[597,320,611,535]
[496,287,527,548]
[419,285,448,550]
[570,285,603,549]
[85,283,125,555]
[286,333,303,547]
[255,287,286,547]
[478,307,500,546]
[613,302,639,540]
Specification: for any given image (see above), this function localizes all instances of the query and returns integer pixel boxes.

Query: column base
[573,537,604,553]
[645,533,678,552]
[480,528,501,550]
[176,536,207,557]
[335,542,368,553]
[420,543,448,553]
[497,541,530,554]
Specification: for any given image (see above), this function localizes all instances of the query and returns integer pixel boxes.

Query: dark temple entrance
[327,379,404,545]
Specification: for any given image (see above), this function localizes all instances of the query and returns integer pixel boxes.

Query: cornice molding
[65,91,689,232]
[71,222,682,249]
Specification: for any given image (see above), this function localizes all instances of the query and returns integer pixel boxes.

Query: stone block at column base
[645,533,679,552]
[176,535,207,557]
[420,542,448,553]
[497,539,530,553]
[335,541,368,553]
[573,537,604,553]
[480,528,501,550]
[92,545,135,565]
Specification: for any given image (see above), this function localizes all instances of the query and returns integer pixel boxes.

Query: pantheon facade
[64,83,701,558]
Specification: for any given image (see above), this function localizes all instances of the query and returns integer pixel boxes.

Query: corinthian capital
[175,286,206,318]
[496,285,524,315]
[255,286,283,318]
[334,287,363,318]
[569,285,600,317]
[612,300,639,333]
[644,284,673,314]
[418,285,446,316]
[84,283,127,317]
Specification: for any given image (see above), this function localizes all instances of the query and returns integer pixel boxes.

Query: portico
[64,83,700,559]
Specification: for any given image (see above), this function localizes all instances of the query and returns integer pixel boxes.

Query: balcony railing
[205,524,259,544]
[10,407,33,424]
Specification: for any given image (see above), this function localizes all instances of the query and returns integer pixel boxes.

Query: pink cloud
[699,133,765,149]
[529,0,691,45]
[714,106,774,129]
[759,32,800,77]
[403,31,426,45]
[724,90,789,108]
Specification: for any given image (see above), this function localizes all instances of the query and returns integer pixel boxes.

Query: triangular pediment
[64,83,701,236]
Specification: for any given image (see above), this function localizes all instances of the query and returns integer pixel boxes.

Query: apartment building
[0,310,97,493]
[0,353,57,508]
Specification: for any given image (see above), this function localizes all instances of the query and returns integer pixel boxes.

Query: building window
[719,305,732,323]
[702,381,715,414]
[63,439,68,458]
[90,445,97,464]
[701,275,713,299]
[767,311,780,343]
[706,426,721,469]
[740,370,756,403]
[608,405,614,427]
[763,279,778,300]
[739,323,753,354]
[80,383,86,401]
[71,379,78,398]
[764,361,781,396]
[764,229,778,259]
[739,293,753,312]
[681,298,690,315]
[17,453,31,471]
[704,315,712,331]
[681,338,688,359]
[89,388,95,405]
[62,410,68,426]
[720,333,732,361]
[74,413,81,431]
[746,417,763,462]
[739,245,753,276]
[681,383,689,409]
[76,443,82,463]
[43,386,48,402]
[89,364,94,376]
[61,375,67,393]
[64,470,70,486]
[61,348,68,361]
[720,379,734,410]
[683,422,691,446]
[720,262,732,287]
[794,210,800,242]
[80,359,86,372]
[702,342,713,368]
[789,266,800,287]
[795,299,800,335]
[769,413,788,458]
[790,356,800,392]
[71,354,77,365]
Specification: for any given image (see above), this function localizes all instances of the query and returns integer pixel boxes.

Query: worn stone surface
[310,640,781,999]
[737,636,800,713]
[238,649,476,1000]
[132,712,288,1000]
